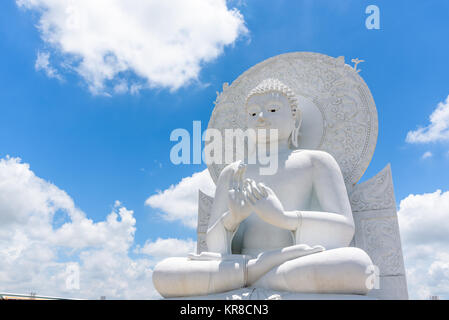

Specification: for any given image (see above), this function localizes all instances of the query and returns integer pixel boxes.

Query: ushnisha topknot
[245,78,299,117]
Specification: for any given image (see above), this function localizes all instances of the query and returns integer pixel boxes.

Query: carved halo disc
[207,52,378,188]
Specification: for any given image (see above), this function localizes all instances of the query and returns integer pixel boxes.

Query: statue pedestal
[171,288,376,300]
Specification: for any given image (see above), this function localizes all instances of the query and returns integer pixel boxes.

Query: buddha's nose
[257,111,265,120]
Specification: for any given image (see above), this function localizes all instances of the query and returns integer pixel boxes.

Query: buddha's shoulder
[290,149,338,166]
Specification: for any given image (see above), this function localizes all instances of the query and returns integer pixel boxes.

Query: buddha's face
[246,92,295,143]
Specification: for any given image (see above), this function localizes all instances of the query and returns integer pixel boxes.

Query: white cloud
[17,0,248,94]
[398,189,449,299]
[406,95,449,143]
[145,169,215,228]
[422,151,433,159]
[35,51,62,80]
[137,238,196,258]
[0,155,193,299]
[0,155,74,226]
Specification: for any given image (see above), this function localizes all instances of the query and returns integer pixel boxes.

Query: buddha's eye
[269,106,278,113]
[250,112,257,117]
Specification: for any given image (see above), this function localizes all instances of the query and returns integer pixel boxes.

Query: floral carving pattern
[349,164,396,212]
[359,217,405,276]
[197,190,213,253]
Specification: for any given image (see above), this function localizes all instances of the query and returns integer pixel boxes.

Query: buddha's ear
[289,107,301,148]
[296,108,303,131]
[288,110,301,149]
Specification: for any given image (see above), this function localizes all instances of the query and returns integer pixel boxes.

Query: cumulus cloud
[137,238,196,258]
[145,169,215,228]
[421,151,433,159]
[406,95,449,143]
[17,0,248,94]
[398,189,449,299]
[0,155,74,226]
[35,51,62,80]
[0,156,192,299]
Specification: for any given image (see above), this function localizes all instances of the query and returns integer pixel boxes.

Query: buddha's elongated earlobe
[291,109,302,148]
[292,122,299,148]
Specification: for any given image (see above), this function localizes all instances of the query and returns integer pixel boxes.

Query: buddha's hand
[244,179,288,228]
[227,163,252,224]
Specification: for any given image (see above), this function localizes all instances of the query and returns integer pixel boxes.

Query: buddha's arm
[295,151,355,248]
[206,162,248,254]
[206,211,232,255]
[247,151,354,249]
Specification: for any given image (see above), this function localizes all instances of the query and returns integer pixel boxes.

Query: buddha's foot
[246,244,325,285]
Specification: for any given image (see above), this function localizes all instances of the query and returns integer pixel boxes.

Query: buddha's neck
[250,139,290,157]
[275,139,290,153]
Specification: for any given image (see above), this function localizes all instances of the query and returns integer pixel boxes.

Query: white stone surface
[153,52,407,300]
[349,164,408,299]
[195,165,409,300]
[368,275,408,300]
[197,190,213,254]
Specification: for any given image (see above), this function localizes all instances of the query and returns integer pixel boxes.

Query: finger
[241,180,251,202]
[244,189,256,205]
[243,179,251,192]
[231,164,241,190]
[237,163,246,191]
[246,185,258,203]
[250,180,263,200]
[229,170,237,190]
[257,183,268,198]
[243,178,252,186]
[259,183,272,196]
[237,184,246,203]
[244,179,253,194]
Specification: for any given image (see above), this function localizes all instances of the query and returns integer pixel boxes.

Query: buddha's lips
[255,122,271,128]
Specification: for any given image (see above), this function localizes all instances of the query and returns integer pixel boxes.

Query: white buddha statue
[153,78,374,298]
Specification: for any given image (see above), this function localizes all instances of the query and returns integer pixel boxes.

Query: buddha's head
[245,78,301,148]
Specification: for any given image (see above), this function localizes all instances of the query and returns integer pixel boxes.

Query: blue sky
[1,0,449,299]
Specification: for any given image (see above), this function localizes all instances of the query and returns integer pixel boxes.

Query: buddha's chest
[233,152,319,254]
[243,157,315,211]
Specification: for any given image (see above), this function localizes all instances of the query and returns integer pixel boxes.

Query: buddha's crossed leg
[253,247,373,295]
[152,245,373,298]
